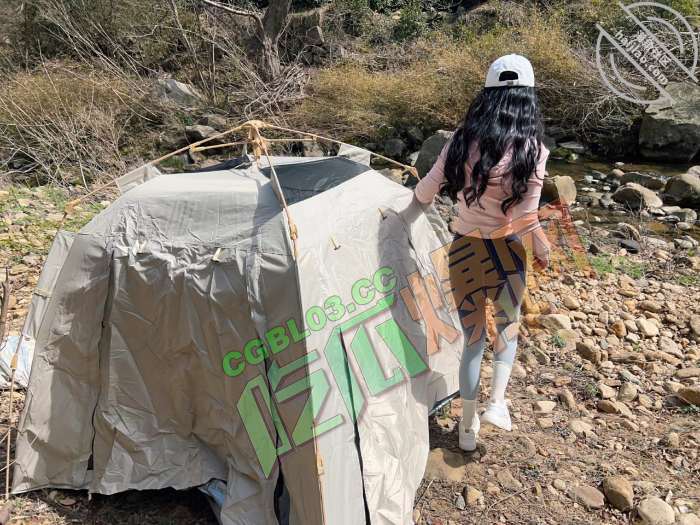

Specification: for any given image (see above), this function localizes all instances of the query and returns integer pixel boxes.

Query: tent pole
[62,119,419,216]
[250,122,300,259]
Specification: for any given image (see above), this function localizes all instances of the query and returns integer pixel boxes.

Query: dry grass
[0,62,156,187]
[292,4,636,145]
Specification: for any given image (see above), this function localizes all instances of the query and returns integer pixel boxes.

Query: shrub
[393,0,427,40]
[293,4,636,146]
[0,62,157,186]
[9,0,188,72]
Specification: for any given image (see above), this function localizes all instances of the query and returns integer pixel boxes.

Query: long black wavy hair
[442,86,544,214]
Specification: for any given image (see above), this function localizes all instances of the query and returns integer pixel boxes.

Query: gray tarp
[13,154,462,525]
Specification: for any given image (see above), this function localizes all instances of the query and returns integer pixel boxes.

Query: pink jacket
[415,137,550,249]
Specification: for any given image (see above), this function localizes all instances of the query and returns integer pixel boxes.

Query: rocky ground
[417,229,700,525]
[1,156,699,524]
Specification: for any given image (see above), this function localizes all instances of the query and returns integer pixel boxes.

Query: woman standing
[414,54,551,451]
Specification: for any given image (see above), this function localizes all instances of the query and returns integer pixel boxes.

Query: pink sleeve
[414,140,450,204]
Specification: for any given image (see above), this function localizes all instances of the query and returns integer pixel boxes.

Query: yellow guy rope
[64,120,419,214]
[248,122,300,259]
[191,122,421,182]
[63,121,253,213]
[60,119,418,261]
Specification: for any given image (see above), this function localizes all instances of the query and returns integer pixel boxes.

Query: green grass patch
[550,333,567,349]
[590,254,647,279]
[676,274,699,287]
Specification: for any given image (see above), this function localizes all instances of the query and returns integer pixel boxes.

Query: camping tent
[11,126,463,525]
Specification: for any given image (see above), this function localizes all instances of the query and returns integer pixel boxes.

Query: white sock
[490,361,512,403]
[461,399,479,432]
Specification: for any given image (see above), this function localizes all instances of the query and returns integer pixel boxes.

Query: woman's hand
[532,233,550,272]
[397,194,431,224]
[533,253,549,272]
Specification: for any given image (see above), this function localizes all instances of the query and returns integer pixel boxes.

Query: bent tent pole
[63,120,420,214]
[61,119,420,262]
[188,122,422,182]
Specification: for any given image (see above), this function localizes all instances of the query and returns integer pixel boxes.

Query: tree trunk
[256,0,291,81]
[259,35,282,81]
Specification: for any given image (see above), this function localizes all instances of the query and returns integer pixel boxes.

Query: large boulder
[612,182,663,209]
[154,78,203,106]
[619,171,667,190]
[185,125,219,143]
[639,82,700,162]
[541,175,577,206]
[415,130,453,177]
[663,167,700,209]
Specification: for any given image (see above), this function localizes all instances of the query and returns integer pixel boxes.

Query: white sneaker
[458,405,480,452]
[480,399,512,431]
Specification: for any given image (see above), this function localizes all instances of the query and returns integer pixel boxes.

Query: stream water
[547,157,700,242]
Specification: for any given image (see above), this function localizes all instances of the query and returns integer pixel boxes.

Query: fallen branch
[0,269,10,347]
[480,486,531,516]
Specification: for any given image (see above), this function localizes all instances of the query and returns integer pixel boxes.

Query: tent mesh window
[191,156,369,205]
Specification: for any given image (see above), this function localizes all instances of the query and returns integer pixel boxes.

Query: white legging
[459,290,521,401]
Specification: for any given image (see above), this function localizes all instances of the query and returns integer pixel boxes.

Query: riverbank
[1,144,699,523]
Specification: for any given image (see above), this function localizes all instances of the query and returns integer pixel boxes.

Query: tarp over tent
[12,148,463,524]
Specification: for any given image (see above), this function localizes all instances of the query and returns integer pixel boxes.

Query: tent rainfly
[11,122,464,525]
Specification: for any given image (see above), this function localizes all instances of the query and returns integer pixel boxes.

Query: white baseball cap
[485,54,535,88]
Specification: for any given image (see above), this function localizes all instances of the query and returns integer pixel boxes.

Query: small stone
[676,367,700,379]
[659,337,682,358]
[455,494,466,510]
[559,388,577,410]
[563,296,581,310]
[577,340,602,364]
[598,382,617,399]
[640,300,663,313]
[569,419,594,436]
[598,399,624,415]
[637,318,660,338]
[569,484,605,510]
[534,400,557,413]
[485,482,500,495]
[553,479,567,491]
[603,476,634,511]
[611,320,628,337]
[678,386,700,405]
[678,514,700,525]
[690,315,700,339]
[424,448,467,482]
[496,468,523,491]
[539,314,572,331]
[621,419,639,432]
[637,497,675,525]
[618,383,638,402]
[511,362,527,379]
[638,394,654,408]
[185,124,219,142]
[663,432,680,448]
[462,486,483,507]
[537,417,554,429]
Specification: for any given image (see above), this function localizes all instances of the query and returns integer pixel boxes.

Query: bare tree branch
[169,0,210,98]
[200,0,292,80]
[201,0,264,31]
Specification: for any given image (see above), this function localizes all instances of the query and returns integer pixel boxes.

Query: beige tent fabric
[13,157,461,525]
